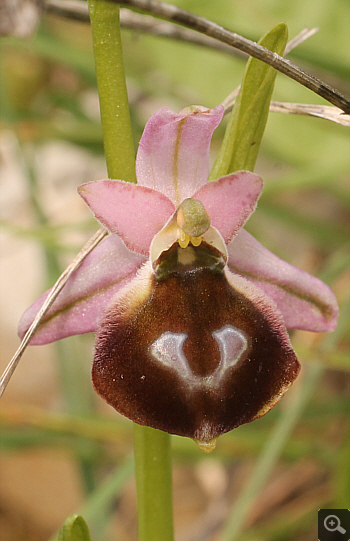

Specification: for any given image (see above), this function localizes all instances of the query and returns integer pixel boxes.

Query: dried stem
[44,0,350,113]
[45,2,317,61]
[45,0,247,58]
[219,27,350,126]
[269,102,350,126]
[223,97,350,126]
[284,27,319,55]
[115,0,350,113]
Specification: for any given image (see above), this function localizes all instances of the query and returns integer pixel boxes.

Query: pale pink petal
[18,236,146,345]
[193,172,263,243]
[136,105,224,206]
[78,180,175,255]
[227,229,339,332]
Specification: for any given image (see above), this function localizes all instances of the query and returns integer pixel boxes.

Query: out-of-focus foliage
[58,514,91,541]
[0,0,349,540]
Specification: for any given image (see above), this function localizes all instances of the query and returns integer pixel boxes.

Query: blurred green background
[0,0,349,540]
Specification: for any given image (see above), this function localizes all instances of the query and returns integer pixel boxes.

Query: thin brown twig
[220,28,319,111]
[44,0,349,113]
[115,0,349,114]
[219,26,350,126]
[45,0,90,22]
[45,1,317,61]
[45,0,246,58]
[48,3,347,126]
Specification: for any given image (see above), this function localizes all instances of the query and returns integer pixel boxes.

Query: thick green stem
[87,0,136,181]
[87,3,174,539]
[134,425,174,541]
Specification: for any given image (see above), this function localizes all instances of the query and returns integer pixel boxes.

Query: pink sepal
[78,180,175,255]
[228,229,339,332]
[18,235,146,344]
[194,172,263,243]
[136,105,224,206]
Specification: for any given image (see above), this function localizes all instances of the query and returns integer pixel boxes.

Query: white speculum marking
[149,325,248,387]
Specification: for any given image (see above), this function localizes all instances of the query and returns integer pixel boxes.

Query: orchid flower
[19,105,338,451]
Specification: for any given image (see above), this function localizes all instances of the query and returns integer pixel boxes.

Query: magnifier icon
[324,514,346,534]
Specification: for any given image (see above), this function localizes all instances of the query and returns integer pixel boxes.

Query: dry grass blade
[223,97,350,126]
[284,27,319,55]
[269,102,350,126]
[0,227,108,398]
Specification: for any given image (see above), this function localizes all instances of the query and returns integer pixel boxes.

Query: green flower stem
[87,2,174,539]
[87,0,136,182]
[134,425,174,541]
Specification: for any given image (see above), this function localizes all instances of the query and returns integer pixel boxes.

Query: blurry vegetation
[0,0,349,540]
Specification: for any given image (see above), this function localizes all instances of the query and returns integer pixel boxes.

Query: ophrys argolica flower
[19,105,338,451]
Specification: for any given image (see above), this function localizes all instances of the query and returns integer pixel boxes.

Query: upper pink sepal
[227,229,339,332]
[136,105,224,206]
[194,172,263,244]
[18,235,146,344]
[78,180,175,255]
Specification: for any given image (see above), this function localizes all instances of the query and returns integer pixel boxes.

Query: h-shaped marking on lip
[150,325,248,386]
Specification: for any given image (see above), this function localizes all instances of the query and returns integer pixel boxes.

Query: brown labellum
[93,241,300,447]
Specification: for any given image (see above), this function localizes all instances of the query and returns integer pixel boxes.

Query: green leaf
[58,514,92,541]
[210,23,288,178]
